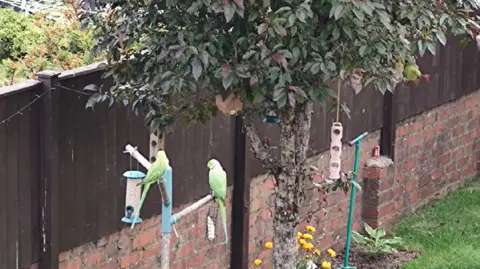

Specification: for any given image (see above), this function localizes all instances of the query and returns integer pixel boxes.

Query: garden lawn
[395,179,480,269]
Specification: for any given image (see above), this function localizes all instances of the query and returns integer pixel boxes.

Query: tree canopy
[85,0,480,133]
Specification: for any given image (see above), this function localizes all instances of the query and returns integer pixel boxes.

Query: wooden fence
[0,34,479,269]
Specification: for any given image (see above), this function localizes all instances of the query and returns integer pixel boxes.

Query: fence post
[37,71,60,269]
[230,115,249,269]
[380,91,397,161]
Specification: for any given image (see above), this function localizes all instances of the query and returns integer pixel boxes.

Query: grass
[395,179,480,269]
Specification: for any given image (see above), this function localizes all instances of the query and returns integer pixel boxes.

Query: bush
[0,7,102,86]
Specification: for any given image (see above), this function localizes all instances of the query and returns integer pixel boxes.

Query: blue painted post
[340,132,368,269]
[162,166,173,233]
[160,166,173,269]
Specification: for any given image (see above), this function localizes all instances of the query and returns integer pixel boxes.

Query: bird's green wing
[139,156,168,185]
[209,167,227,204]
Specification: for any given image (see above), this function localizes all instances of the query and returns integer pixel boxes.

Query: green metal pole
[340,132,368,269]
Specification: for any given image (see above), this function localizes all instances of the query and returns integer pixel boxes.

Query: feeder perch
[121,170,146,224]
[329,122,343,180]
[263,111,280,124]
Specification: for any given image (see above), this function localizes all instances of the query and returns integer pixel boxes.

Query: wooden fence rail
[0,36,478,269]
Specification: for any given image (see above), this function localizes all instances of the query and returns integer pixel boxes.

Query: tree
[83,0,480,267]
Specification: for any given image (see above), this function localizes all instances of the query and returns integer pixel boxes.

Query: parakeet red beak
[423,74,431,82]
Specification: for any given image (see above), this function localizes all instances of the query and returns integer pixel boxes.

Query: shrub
[0,7,102,86]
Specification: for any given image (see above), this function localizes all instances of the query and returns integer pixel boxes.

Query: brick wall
[248,90,479,265]
[58,193,232,269]
[58,90,479,269]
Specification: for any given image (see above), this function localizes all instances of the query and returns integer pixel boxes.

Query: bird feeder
[329,122,343,180]
[121,170,146,224]
[263,111,280,124]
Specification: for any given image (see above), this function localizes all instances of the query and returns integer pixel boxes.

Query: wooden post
[380,90,397,161]
[230,115,249,269]
[37,71,60,269]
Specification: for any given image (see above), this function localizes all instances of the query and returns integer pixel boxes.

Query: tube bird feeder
[329,122,343,180]
[121,170,146,224]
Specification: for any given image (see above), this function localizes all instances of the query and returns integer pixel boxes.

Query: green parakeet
[207,159,228,245]
[403,63,422,81]
[131,150,169,229]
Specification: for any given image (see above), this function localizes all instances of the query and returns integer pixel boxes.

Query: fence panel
[165,116,236,206]
[0,84,43,269]
[397,36,479,122]
[57,73,151,251]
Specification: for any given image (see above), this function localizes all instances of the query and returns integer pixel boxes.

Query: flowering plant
[253,225,337,269]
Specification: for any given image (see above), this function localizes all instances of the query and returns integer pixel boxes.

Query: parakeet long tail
[131,183,151,229]
[217,199,228,245]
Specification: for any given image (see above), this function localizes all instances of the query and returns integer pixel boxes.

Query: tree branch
[244,122,279,174]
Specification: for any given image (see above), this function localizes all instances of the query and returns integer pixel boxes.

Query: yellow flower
[321,261,332,269]
[302,233,313,240]
[254,259,262,266]
[299,239,307,245]
[327,249,336,258]
[264,242,273,249]
[306,225,316,232]
[314,249,320,256]
[297,232,303,239]
[303,242,314,251]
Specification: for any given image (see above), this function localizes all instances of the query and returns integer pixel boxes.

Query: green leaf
[191,57,202,81]
[375,42,386,54]
[343,25,352,39]
[364,222,376,238]
[426,42,436,55]
[258,23,268,35]
[359,45,368,57]
[275,7,292,14]
[334,5,345,20]
[295,8,307,23]
[352,8,365,21]
[224,2,236,23]
[310,63,321,74]
[199,50,210,69]
[288,14,296,27]
[436,31,447,46]
[359,3,373,16]
[243,50,256,60]
[222,74,234,89]
[273,24,287,36]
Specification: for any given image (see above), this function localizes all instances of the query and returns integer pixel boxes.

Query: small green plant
[352,222,403,257]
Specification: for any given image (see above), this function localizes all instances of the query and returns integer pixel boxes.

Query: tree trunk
[271,101,313,269]
[244,101,313,269]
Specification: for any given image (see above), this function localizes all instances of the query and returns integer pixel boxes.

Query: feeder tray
[121,170,146,224]
[262,113,280,124]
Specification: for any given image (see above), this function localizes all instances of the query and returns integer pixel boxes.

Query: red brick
[84,251,105,266]
[262,177,276,191]
[408,191,418,204]
[187,252,206,268]
[362,167,386,179]
[133,229,156,249]
[120,252,143,268]
[59,259,81,269]
[405,182,416,192]
[59,251,70,262]
[99,261,117,269]
[403,159,415,170]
